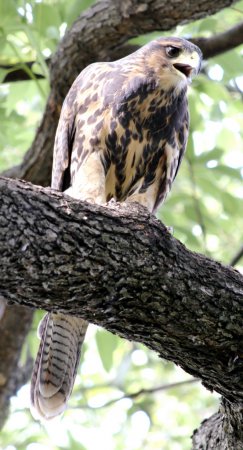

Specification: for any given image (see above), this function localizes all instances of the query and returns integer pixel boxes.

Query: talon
[166,226,174,234]
[106,198,117,206]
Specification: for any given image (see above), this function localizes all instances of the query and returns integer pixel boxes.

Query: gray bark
[1,178,242,389]
[0,176,243,447]
[192,400,243,450]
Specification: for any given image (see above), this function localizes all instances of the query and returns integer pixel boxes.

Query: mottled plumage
[31,37,202,420]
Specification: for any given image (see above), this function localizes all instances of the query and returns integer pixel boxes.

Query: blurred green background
[0,1,242,449]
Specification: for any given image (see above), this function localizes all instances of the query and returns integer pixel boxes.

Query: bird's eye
[166,46,181,58]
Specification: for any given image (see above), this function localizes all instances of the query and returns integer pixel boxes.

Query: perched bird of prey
[30,37,202,420]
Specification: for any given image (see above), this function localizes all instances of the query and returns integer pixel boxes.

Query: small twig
[230,7,243,14]
[71,378,198,410]
[230,245,243,267]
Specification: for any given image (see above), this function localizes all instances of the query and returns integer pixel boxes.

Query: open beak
[173,49,202,83]
[173,63,194,79]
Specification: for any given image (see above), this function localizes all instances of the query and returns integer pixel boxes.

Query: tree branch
[0,176,242,406]
[73,378,198,410]
[1,60,50,83]
[230,245,243,268]
[2,21,243,84]
[0,22,243,83]
[192,400,243,450]
[0,304,33,428]
[191,21,243,58]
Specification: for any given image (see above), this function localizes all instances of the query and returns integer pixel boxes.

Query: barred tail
[30,312,88,420]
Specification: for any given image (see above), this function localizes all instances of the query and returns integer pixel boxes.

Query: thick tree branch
[192,21,243,59]
[192,400,243,450]
[0,177,242,406]
[1,61,49,83]
[2,0,238,185]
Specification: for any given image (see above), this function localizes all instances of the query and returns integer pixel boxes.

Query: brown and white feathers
[30,37,202,420]
[30,313,88,420]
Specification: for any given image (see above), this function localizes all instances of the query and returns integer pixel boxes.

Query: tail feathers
[30,312,88,420]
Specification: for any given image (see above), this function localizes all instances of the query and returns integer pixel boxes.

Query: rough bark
[1,177,243,444]
[0,177,242,396]
[3,0,239,186]
[192,400,243,450]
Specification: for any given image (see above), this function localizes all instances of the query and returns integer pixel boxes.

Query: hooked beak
[173,63,195,78]
[173,49,202,83]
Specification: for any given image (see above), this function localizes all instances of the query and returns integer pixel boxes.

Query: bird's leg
[125,192,154,213]
[126,191,173,233]
[65,152,106,204]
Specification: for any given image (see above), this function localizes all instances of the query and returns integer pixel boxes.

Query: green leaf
[65,0,96,26]
[188,94,203,130]
[198,18,218,33]
[0,68,8,82]
[195,148,223,164]
[196,173,222,198]
[0,0,18,29]
[32,3,62,37]
[212,165,242,180]
[221,192,242,216]
[202,80,229,102]
[216,128,241,153]
[96,329,120,372]
[213,50,243,81]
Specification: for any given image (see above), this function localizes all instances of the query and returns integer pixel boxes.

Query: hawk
[30,37,202,420]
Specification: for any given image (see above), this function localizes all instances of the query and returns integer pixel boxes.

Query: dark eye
[166,46,181,58]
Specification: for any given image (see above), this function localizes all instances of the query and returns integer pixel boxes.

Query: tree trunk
[192,400,243,450]
[0,304,33,428]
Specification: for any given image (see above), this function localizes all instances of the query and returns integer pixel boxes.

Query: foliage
[0,1,243,449]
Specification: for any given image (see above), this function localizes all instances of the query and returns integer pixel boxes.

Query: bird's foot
[166,226,174,234]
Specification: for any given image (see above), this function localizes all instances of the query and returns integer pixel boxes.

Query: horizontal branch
[0,176,242,405]
[76,378,198,410]
[1,61,48,83]
[191,21,243,58]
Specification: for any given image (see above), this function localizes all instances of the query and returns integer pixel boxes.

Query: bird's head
[144,37,202,90]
